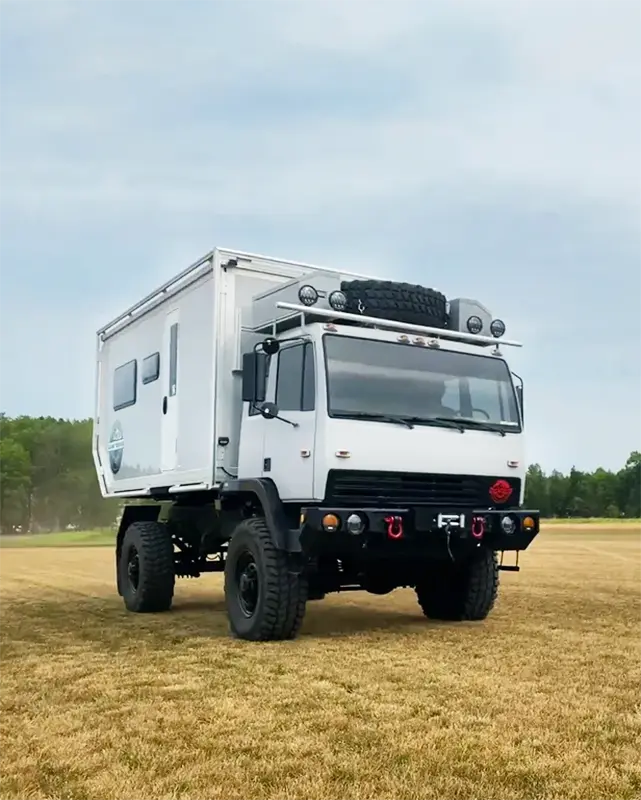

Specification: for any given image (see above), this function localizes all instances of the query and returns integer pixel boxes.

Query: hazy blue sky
[1,0,639,473]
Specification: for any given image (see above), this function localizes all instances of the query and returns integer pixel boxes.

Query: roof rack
[97,251,215,338]
[275,302,523,348]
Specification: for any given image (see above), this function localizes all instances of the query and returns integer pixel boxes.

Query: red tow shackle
[384,515,404,540]
[472,516,485,539]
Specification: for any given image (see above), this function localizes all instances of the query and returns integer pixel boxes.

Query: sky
[0,0,639,474]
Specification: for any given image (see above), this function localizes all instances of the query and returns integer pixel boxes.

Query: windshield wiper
[401,415,466,433]
[454,417,507,437]
[333,412,414,429]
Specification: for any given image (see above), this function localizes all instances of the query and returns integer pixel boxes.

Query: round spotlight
[328,290,347,312]
[490,319,506,338]
[346,513,365,535]
[298,285,318,306]
[501,515,516,535]
[467,315,483,334]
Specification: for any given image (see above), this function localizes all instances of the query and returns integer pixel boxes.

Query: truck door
[262,341,316,501]
[161,308,179,472]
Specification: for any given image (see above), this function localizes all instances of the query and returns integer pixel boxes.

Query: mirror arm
[275,415,299,428]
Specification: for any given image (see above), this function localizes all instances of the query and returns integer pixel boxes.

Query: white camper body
[93,249,382,498]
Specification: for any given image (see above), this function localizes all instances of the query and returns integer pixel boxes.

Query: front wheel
[224,517,308,641]
[415,549,499,621]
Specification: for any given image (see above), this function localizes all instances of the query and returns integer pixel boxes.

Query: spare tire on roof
[339,279,449,329]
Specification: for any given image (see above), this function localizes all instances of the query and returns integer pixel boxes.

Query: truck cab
[239,320,525,508]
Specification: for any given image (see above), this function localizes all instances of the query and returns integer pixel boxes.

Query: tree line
[525,453,640,519]
[0,415,119,534]
[0,414,639,534]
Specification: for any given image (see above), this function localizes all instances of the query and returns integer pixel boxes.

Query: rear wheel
[224,517,308,641]
[415,549,499,621]
[118,521,175,613]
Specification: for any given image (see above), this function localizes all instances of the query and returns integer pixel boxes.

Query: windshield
[323,334,521,431]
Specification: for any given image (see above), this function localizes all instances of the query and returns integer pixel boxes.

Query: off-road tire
[415,549,499,621]
[118,521,175,613]
[340,279,448,329]
[224,517,308,641]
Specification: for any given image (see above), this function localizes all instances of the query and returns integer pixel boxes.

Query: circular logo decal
[108,421,124,474]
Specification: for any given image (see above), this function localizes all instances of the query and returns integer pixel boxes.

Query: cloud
[0,0,639,472]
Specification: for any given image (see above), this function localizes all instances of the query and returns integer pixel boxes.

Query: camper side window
[113,360,137,411]
[142,352,160,385]
[276,342,315,412]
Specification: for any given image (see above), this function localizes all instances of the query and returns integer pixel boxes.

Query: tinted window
[169,323,178,396]
[276,344,304,410]
[248,354,274,416]
[324,335,519,429]
[302,343,315,411]
[142,352,160,385]
[113,360,137,411]
[467,376,513,423]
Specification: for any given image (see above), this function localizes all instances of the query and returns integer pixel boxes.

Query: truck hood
[314,418,525,501]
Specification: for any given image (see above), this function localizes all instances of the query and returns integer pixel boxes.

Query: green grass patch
[0,529,115,548]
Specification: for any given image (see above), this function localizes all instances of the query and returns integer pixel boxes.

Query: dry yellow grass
[1,528,639,800]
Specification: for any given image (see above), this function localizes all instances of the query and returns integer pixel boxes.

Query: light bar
[275,302,523,347]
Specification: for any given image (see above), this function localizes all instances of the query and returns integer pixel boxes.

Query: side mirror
[241,352,268,403]
[516,385,524,421]
[262,337,280,356]
[260,402,279,420]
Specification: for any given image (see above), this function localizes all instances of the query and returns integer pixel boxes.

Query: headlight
[346,513,366,535]
[298,285,318,306]
[501,515,516,535]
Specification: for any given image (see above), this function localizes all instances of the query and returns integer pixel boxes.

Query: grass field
[1,527,639,800]
[0,528,116,548]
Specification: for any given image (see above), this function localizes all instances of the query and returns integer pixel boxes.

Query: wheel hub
[236,554,259,617]
[127,548,140,593]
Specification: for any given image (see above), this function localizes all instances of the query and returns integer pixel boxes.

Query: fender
[220,478,298,552]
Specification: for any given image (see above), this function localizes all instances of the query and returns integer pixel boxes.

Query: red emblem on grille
[489,479,512,504]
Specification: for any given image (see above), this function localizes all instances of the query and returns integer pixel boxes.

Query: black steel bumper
[298,505,540,553]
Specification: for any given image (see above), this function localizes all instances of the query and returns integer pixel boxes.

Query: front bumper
[299,505,540,554]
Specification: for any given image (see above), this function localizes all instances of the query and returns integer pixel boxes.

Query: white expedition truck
[93,247,540,641]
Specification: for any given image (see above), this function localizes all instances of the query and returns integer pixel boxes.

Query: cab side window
[276,342,315,411]
[301,343,315,411]
[248,354,275,416]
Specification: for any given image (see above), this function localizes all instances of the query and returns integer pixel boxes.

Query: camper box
[93,248,377,498]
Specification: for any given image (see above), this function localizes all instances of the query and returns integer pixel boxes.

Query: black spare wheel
[340,279,448,329]
[118,520,175,613]
[224,517,308,641]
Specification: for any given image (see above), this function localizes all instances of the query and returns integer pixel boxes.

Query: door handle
[162,396,168,415]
